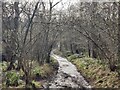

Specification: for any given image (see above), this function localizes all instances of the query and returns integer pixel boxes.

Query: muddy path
[44,54,91,89]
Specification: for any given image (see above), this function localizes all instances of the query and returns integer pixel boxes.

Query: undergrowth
[1,57,58,88]
[68,55,120,88]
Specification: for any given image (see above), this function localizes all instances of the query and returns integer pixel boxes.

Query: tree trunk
[16,59,22,71]
[88,40,91,57]
[118,2,120,65]
[117,1,120,76]
[70,43,74,54]
[46,44,53,63]
[7,55,15,70]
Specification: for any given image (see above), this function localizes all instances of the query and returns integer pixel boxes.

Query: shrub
[50,57,59,70]
[53,50,63,56]
[1,61,7,71]
[32,64,52,79]
[31,80,42,88]
[5,70,20,86]
[40,64,52,78]
[68,54,80,60]
[65,51,72,57]
[32,66,41,78]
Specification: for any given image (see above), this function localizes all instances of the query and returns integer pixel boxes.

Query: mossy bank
[67,55,120,88]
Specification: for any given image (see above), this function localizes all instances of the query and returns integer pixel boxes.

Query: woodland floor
[1,53,120,89]
[67,54,120,88]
